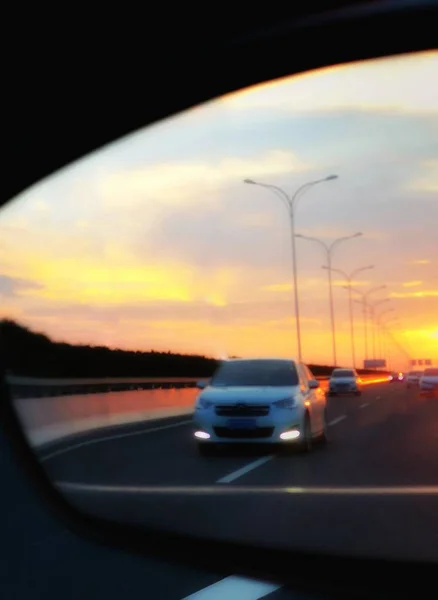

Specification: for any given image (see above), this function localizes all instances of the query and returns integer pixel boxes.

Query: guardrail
[6,374,329,400]
[11,374,385,448]
[6,375,203,399]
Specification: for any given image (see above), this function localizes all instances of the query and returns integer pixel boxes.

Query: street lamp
[381,320,410,371]
[243,175,338,361]
[368,298,391,361]
[380,316,399,370]
[295,232,362,366]
[376,308,395,362]
[322,264,374,368]
[350,285,386,364]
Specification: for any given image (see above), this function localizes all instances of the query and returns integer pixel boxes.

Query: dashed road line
[327,415,347,427]
[181,575,281,599]
[217,455,274,484]
[40,419,192,462]
[217,413,348,484]
[360,402,370,409]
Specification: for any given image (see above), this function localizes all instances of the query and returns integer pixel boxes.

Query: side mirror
[308,379,320,389]
[196,380,207,389]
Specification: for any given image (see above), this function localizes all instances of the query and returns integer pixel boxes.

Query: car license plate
[227,418,256,429]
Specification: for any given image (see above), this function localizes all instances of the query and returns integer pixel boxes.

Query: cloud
[390,290,438,298]
[221,51,438,116]
[0,275,43,298]
[264,283,292,292]
[407,259,431,265]
[23,297,324,338]
[402,281,423,287]
[97,149,313,210]
[407,160,438,193]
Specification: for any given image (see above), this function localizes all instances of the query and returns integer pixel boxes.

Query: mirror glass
[1,50,437,563]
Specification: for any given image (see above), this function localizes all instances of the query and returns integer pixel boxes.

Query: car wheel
[299,413,313,453]
[197,443,215,457]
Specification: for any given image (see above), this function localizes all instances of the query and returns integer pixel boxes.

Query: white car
[328,368,362,396]
[193,358,328,455]
[419,368,438,394]
[406,370,424,389]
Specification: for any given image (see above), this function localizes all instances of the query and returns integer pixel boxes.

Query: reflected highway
[36,382,438,565]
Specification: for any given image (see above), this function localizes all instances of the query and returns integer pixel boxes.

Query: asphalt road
[1,421,318,600]
[34,382,438,572]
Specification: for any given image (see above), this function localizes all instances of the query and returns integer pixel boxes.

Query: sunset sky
[1,50,437,369]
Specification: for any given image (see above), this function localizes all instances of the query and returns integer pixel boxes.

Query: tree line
[0,319,381,379]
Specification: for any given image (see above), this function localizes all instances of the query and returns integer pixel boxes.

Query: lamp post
[243,175,338,361]
[381,317,399,370]
[350,285,386,366]
[295,232,362,366]
[381,320,410,371]
[368,298,391,361]
[322,265,374,368]
[375,308,395,363]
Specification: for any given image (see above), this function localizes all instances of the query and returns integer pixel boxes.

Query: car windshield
[331,370,355,378]
[424,368,438,376]
[210,360,299,387]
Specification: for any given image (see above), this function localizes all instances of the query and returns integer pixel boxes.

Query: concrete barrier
[14,387,198,448]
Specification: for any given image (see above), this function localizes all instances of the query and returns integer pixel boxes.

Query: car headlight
[196,397,214,410]
[272,397,296,409]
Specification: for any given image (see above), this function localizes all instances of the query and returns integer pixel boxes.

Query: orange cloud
[407,259,431,265]
[390,291,438,298]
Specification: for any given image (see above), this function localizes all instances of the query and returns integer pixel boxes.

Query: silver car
[406,370,424,389]
[193,358,328,455]
[419,368,438,394]
[328,368,362,396]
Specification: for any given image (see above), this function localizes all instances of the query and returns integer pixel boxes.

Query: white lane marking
[40,419,192,462]
[216,455,274,484]
[181,575,281,599]
[327,415,346,427]
[376,396,381,400]
[57,481,438,496]
[360,402,369,409]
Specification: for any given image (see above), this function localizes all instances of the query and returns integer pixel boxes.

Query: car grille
[214,427,274,439]
[215,404,270,417]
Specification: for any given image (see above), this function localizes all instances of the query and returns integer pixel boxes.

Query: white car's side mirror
[196,380,208,389]
[308,379,320,389]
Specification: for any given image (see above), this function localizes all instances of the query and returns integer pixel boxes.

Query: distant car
[406,370,424,388]
[419,368,438,394]
[389,371,404,382]
[193,358,328,455]
[328,368,362,396]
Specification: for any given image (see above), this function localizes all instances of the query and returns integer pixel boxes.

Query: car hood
[198,385,299,405]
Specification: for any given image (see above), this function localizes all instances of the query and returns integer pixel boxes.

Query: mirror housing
[308,379,320,389]
[196,380,208,389]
